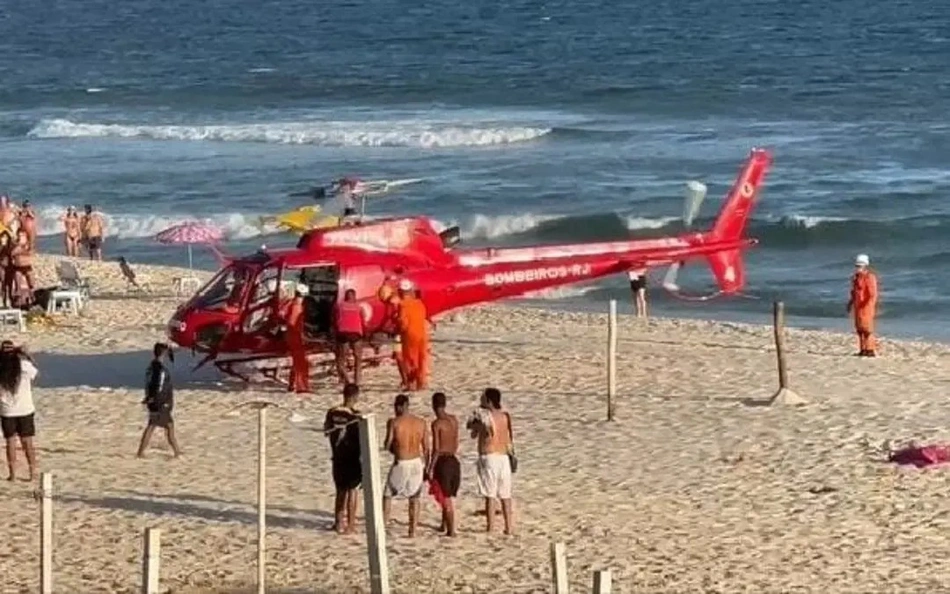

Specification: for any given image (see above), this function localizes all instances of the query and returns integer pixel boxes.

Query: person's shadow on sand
[32,350,242,392]
[55,490,333,530]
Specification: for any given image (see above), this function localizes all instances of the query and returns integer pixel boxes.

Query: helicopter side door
[291,263,340,339]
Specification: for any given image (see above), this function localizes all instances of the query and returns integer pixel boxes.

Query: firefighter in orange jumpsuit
[285,283,311,392]
[378,281,409,388]
[396,279,430,391]
[846,254,879,357]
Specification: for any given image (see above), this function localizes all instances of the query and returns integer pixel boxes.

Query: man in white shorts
[467,387,515,535]
[383,394,430,537]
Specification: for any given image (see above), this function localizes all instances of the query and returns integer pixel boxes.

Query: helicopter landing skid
[212,345,392,387]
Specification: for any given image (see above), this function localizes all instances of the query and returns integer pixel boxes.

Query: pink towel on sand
[889,444,950,468]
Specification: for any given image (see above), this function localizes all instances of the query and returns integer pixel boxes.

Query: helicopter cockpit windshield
[191,263,255,312]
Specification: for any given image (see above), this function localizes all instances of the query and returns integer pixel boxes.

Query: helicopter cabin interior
[249,261,388,340]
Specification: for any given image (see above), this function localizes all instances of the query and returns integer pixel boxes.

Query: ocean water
[1,0,949,339]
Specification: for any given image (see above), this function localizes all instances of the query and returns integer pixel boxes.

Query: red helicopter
[166,148,772,383]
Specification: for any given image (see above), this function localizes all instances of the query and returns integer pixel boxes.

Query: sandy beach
[3,254,950,593]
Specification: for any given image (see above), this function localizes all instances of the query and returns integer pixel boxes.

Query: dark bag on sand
[505,412,518,473]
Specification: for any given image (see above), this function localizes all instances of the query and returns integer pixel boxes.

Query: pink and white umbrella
[154,222,224,269]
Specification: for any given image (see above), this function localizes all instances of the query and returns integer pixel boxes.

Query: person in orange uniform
[396,279,430,391]
[378,281,409,388]
[285,283,311,393]
[846,253,879,357]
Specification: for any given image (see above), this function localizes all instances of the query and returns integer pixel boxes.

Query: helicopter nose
[166,314,192,348]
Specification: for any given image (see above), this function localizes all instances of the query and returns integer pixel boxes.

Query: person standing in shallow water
[428,391,461,536]
[137,343,182,458]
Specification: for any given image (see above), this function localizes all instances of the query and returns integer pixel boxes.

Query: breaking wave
[27,118,552,148]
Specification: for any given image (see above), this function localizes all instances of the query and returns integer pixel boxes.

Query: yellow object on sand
[260,205,341,235]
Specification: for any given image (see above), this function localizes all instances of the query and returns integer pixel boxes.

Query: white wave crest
[624,216,679,230]
[27,118,552,148]
[460,213,560,239]
[519,285,596,300]
[779,214,848,229]
[34,206,278,241]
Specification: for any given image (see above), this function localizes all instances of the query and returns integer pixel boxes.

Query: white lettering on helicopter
[484,263,592,286]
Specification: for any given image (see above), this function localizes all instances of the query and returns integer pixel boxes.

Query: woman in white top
[0,340,39,481]
[627,268,648,319]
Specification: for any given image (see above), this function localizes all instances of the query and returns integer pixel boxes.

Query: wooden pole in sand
[592,569,613,593]
[774,301,788,389]
[550,542,569,594]
[39,472,52,594]
[359,414,391,594]
[142,527,161,594]
[257,405,267,594]
[769,301,806,405]
[607,299,617,421]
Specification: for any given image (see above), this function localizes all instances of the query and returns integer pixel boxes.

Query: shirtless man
[18,201,37,251]
[81,204,105,261]
[62,207,81,256]
[383,394,429,537]
[0,196,17,235]
[466,387,515,535]
[10,229,34,300]
[428,392,461,536]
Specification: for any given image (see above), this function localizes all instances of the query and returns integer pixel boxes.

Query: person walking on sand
[627,268,648,318]
[428,391,461,536]
[324,382,362,534]
[81,204,105,261]
[136,343,182,458]
[847,254,879,357]
[0,341,39,481]
[466,387,515,535]
[383,393,429,537]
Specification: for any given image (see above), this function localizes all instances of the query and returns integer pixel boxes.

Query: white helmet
[855,254,870,267]
[398,278,413,292]
[295,283,310,296]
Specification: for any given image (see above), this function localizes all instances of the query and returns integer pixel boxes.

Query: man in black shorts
[136,343,182,458]
[324,382,362,534]
[428,391,461,536]
[333,289,366,385]
[627,268,648,318]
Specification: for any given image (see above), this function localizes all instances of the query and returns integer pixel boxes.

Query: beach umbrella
[154,221,224,269]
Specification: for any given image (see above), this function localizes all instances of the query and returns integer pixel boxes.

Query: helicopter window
[192,264,253,311]
[250,266,282,308]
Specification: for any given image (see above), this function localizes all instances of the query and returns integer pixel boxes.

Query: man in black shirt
[324,382,362,534]
[136,343,182,458]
